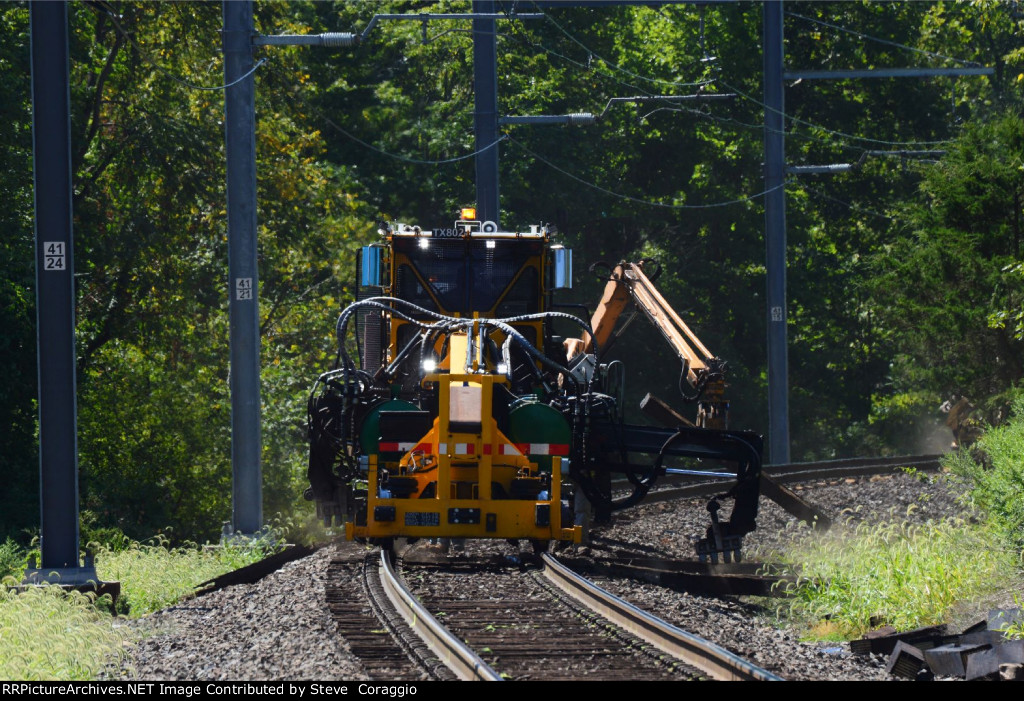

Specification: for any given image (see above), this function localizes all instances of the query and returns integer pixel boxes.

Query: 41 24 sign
[43,242,66,271]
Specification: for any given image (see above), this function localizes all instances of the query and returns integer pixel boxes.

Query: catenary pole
[26,0,96,584]
[763,0,789,465]
[473,0,500,225]
[223,0,262,535]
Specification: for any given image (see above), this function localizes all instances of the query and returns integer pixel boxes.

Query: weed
[774,517,1017,640]
[0,528,288,681]
[95,534,278,617]
[0,538,26,581]
[996,595,1024,640]
[900,466,934,484]
[945,410,1024,549]
[0,584,129,680]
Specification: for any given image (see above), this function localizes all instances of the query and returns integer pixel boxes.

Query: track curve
[395,543,778,681]
[541,553,783,681]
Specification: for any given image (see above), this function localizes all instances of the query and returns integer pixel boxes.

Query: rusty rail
[542,553,784,681]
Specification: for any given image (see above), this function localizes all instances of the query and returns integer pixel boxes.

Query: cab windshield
[394,237,540,317]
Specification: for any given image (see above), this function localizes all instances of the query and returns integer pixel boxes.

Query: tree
[0,3,37,542]
[65,2,371,540]
[4,0,1022,543]
[868,112,1024,447]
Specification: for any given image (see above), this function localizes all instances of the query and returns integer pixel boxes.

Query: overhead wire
[533,2,715,90]
[716,77,954,149]
[99,0,961,152]
[503,11,913,194]
[500,9,671,98]
[97,1,947,211]
[505,134,786,210]
[785,11,981,67]
[793,183,895,222]
[634,4,960,149]
[321,115,506,166]
[94,3,269,92]
[509,5,945,156]
[502,8,813,147]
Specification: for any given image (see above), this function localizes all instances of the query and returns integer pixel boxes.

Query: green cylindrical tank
[359,399,420,454]
[507,398,571,472]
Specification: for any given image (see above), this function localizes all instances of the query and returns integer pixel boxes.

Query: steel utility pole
[228,7,528,537]
[223,0,262,536]
[763,0,789,465]
[763,4,993,466]
[473,0,500,225]
[25,1,96,585]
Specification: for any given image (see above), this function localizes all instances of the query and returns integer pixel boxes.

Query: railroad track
[325,540,780,680]
[553,553,796,597]
[642,453,943,503]
[391,543,781,681]
[539,553,783,680]
[324,543,457,681]
[323,455,942,680]
[766,453,942,482]
[378,547,501,681]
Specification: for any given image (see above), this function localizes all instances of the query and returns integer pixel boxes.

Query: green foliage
[80,510,132,554]
[867,113,1024,443]
[0,3,38,544]
[866,390,952,456]
[996,595,1024,640]
[778,518,1017,640]
[0,537,27,581]
[62,2,372,542]
[95,533,279,617]
[946,403,1024,548]
[3,1,1024,542]
[0,531,281,681]
[0,585,129,681]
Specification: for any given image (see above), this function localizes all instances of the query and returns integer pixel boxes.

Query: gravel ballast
[114,469,1010,681]
[113,545,367,681]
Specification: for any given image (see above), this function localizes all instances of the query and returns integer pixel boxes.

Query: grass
[945,398,1024,549]
[96,533,280,617]
[0,585,130,680]
[771,402,1024,641]
[774,516,1019,640]
[0,531,282,680]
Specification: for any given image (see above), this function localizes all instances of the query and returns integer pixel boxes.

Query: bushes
[0,585,128,681]
[0,537,26,581]
[946,396,1024,549]
[778,517,1015,639]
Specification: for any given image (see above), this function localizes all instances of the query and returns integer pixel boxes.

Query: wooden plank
[640,392,695,428]
[759,474,833,531]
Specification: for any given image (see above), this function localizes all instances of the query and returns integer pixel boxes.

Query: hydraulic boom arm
[566,260,728,428]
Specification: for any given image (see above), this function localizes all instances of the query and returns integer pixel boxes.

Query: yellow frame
[346,373,581,543]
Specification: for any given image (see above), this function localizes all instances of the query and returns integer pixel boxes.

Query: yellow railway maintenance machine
[306,211,764,559]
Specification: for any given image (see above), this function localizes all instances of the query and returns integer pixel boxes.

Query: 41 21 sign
[235,277,253,300]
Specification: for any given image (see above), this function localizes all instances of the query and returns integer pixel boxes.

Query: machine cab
[358,212,569,392]
[339,212,581,546]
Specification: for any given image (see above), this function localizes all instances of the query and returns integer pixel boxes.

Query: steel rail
[766,453,942,478]
[378,550,503,681]
[541,553,784,681]
[638,453,943,504]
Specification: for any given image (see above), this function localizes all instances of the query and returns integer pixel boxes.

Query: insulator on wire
[320,33,358,47]
[566,112,596,125]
